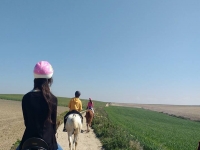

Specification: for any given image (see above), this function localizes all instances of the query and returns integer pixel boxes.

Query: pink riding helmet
[33,61,54,79]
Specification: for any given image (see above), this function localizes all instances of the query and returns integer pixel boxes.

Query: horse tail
[72,114,80,134]
[86,110,93,125]
[86,110,89,123]
[72,114,78,129]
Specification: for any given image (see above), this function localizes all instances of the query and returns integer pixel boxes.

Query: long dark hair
[34,78,54,123]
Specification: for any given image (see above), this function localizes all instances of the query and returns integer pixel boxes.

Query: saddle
[71,110,80,115]
[22,137,49,150]
[87,108,94,113]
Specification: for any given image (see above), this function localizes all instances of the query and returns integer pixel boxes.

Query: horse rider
[63,91,83,132]
[87,98,94,114]
[16,61,63,150]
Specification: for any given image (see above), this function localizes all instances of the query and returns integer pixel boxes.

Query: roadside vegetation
[92,106,142,150]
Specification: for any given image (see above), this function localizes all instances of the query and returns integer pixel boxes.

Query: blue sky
[0,0,200,105]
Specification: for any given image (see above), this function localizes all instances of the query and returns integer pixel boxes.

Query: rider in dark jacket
[17,61,62,150]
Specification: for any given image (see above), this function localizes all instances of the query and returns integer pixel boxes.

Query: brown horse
[85,109,94,132]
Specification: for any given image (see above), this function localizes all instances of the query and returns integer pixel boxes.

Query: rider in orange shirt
[63,91,83,132]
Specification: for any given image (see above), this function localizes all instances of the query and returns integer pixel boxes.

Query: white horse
[65,114,82,150]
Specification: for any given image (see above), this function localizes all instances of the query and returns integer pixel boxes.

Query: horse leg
[74,133,78,150]
[90,118,93,127]
[87,123,90,132]
[68,132,72,150]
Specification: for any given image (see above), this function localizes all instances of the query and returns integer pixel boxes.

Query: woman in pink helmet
[87,98,94,113]
[16,61,62,150]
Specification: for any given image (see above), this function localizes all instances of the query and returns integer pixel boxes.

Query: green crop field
[0,94,84,107]
[105,106,200,150]
[0,94,23,101]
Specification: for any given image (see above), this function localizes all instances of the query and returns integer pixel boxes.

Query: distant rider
[87,98,94,114]
[63,91,83,132]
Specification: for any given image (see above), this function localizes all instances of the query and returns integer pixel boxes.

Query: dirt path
[56,113,103,150]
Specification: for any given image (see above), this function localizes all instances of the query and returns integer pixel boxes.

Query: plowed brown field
[111,103,200,121]
[0,99,67,150]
